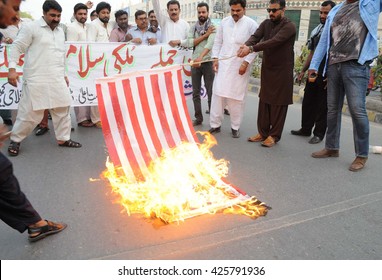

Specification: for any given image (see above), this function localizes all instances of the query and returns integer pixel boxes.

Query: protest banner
[0,43,195,109]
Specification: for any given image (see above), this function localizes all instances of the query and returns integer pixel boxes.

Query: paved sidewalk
[248,77,382,124]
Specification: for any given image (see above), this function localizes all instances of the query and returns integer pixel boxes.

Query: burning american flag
[96,65,269,223]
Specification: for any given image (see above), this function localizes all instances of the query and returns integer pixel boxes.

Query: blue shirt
[128,27,157,45]
[310,0,382,74]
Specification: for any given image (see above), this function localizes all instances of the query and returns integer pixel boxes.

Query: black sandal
[28,220,67,242]
[8,141,20,156]
[58,139,82,148]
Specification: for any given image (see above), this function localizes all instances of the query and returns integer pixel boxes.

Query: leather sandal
[78,120,94,127]
[58,139,82,148]
[8,141,20,156]
[247,134,264,142]
[28,220,67,242]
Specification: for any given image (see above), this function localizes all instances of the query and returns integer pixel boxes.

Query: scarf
[194,18,211,36]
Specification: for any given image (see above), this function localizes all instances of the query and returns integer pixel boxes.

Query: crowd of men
[0,0,381,242]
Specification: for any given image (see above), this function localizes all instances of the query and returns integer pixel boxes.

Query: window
[284,10,301,41]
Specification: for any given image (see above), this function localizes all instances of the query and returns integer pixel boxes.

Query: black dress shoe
[308,136,322,144]
[231,128,240,138]
[192,119,202,126]
[205,110,210,114]
[291,129,311,136]
[208,126,221,134]
[224,109,230,115]
[35,126,49,136]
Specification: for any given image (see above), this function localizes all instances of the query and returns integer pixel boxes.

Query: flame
[102,132,269,223]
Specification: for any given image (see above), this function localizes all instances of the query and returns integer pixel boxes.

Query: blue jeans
[326,60,370,157]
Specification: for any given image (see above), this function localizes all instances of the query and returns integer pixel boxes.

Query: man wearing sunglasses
[237,0,296,147]
[308,0,382,172]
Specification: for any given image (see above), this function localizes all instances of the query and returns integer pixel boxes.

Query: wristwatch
[249,46,254,53]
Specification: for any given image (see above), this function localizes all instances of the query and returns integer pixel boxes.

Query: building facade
[129,0,382,52]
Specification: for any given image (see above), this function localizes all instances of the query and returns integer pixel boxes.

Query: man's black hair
[269,0,286,9]
[135,10,146,19]
[43,0,62,13]
[229,0,246,8]
[96,1,111,14]
[197,2,209,12]
[321,0,336,8]
[115,9,127,20]
[167,0,180,9]
[148,9,155,17]
[73,3,88,14]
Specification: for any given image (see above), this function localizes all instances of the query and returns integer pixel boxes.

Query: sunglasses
[266,8,283,13]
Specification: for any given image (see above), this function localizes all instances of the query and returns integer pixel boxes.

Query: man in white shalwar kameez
[86,1,114,129]
[7,0,81,156]
[209,0,258,138]
[152,0,189,46]
[66,3,97,128]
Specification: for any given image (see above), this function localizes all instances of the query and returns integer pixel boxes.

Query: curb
[248,77,382,125]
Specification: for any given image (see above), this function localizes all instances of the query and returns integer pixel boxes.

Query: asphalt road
[1,93,382,260]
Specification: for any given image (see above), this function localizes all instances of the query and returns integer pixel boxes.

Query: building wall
[128,0,382,53]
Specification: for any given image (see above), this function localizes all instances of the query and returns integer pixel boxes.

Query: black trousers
[301,75,327,139]
[191,62,215,122]
[0,152,41,233]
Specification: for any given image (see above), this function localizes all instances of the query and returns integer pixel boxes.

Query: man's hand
[147,38,157,45]
[4,37,13,44]
[213,59,219,72]
[307,69,318,83]
[239,61,249,75]
[297,70,306,86]
[169,40,181,47]
[237,45,250,58]
[131,38,142,45]
[85,1,93,9]
[191,57,202,68]
[205,25,215,36]
[8,68,19,87]
[124,34,133,42]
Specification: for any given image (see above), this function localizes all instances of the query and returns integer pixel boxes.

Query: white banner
[0,43,194,109]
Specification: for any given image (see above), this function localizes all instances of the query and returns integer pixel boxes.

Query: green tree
[294,44,309,84]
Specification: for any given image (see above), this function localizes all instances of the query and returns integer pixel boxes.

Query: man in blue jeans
[308,0,382,172]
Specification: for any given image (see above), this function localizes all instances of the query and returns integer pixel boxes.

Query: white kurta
[66,20,101,124]
[211,16,258,101]
[152,0,189,44]
[87,17,114,42]
[66,20,88,41]
[9,18,71,110]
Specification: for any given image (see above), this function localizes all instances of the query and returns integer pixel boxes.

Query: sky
[20,0,141,24]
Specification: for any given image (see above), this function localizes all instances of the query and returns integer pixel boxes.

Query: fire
[102,132,269,223]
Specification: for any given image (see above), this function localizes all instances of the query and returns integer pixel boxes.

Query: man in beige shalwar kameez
[7,0,81,156]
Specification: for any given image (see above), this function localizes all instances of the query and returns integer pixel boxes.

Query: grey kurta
[245,17,296,105]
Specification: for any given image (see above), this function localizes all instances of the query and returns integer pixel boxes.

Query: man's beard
[198,16,207,23]
[99,16,109,23]
[119,23,128,29]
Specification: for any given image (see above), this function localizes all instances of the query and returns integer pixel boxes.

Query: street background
[1,86,382,260]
